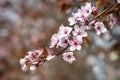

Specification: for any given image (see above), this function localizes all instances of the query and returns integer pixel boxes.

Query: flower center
[74,42,78,46]
[96,26,101,30]
[67,55,71,59]
[77,31,81,35]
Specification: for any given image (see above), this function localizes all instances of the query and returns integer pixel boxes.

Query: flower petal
[70,46,75,51]
[76,45,81,50]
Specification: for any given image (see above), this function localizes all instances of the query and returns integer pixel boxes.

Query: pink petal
[72,31,77,36]
[74,25,80,31]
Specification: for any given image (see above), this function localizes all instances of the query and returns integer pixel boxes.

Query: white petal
[59,24,64,31]
[69,22,74,26]
[59,43,67,48]
[72,31,77,36]
[22,65,28,71]
[49,45,54,48]
[68,60,73,64]
[83,32,88,37]
[76,36,82,41]
[74,25,79,31]
[101,28,107,33]
[68,40,74,45]
[68,58,76,64]
[30,65,36,71]
[97,31,101,35]
[68,17,72,22]
[72,56,76,61]
[76,35,82,40]
[63,52,75,64]
[32,62,38,65]
[19,59,25,65]
[76,45,81,50]
[70,46,76,51]
[68,17,74,26]
[28,51,33,56]
[80,26,86,31]
[69,58,76,64]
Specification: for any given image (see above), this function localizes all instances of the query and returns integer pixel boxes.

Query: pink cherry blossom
[27,50,43,65]
[72,25,88,39]
[58,24,72,37]
[76,9,89,23]
[68,2,96,25]
[95,22,107,35]
[59,36,69,48]
[68,13,78,25]
[63,52,76,64]
[19,49,48,71]
[69,37,83,51]
[19,58,28,71]
[29,50,43,58]
[49,34,61,48]
[81,2,93,15]
[108,14,117,29]
[50,25,72,48]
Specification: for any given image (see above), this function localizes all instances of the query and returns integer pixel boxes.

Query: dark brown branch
[56,44,69,56]
[88,1,118,23]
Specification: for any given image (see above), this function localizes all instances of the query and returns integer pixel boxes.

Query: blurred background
[0,0,120,80]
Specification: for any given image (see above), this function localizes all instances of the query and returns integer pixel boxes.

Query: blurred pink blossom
[69,37,83,51]
[109,14,117,29]
[95,22,107,35]
[72,25,88,39]
[68,13,78,25]
[63,52,76,64]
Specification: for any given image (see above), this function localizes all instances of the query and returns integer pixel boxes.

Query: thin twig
[88,1,118,23]
[56,44,69,56]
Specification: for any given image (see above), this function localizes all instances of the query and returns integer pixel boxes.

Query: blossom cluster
[49,2,117,64]
[19,48,55,71]
[20,2,117,71]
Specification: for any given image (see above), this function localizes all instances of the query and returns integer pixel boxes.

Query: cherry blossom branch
[19,1,119,71]
[56,1,118,56]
